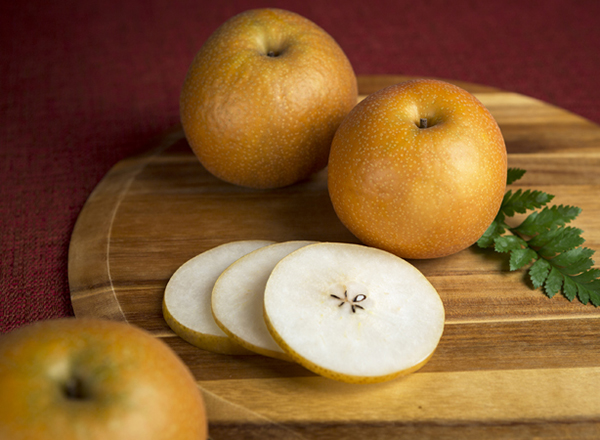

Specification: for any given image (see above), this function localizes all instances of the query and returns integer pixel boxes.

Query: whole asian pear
[0,318,208,440]
[180,8,358,189]
[328,79,507,259]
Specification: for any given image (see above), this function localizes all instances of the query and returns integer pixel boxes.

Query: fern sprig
[477,168,600,306]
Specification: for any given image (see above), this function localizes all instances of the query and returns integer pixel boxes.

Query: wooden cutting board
[68,75,600,439]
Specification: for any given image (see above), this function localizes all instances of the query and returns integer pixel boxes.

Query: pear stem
[420,118,428,129]
[63,376,88,400]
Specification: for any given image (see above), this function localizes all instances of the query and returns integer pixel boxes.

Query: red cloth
[2,0,600,333]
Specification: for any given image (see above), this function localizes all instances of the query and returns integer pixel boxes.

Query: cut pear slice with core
[263,242,445,383]
[212,240,317,361]
[163,240,274,355]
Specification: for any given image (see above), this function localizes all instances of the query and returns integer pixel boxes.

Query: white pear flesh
[212,240,317,361]
[163,240,274,355]
[263,242,445,383]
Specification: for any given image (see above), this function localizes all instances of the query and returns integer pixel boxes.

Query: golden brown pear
[0,318,207,440]
[328,79,507,259]
[180,8,357,189]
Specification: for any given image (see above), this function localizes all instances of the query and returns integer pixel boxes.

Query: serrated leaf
[509,248,538,271]
[527,227,560,249]
[500,189,513,208]
[550,247,593,266]
[573,268,600,284]
[562,276,578,301]
[564,258,596,276]
[514,205,581,236]
[528,226,584,255]
[501,189,554,216]
[540,205,580,224]
[494,235,527,253]
[477,166,599,307]
[529,258,551,289]
[537,227,585,258]
[551,247,595,274]
[557,268,600,305]
[477,220,503,248]
[577,283,591,305]
[507,168,526,185]
[544,266,564,298]
[588,281,600,306]
[588,279,600,294]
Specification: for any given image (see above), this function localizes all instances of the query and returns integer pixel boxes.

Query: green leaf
[562,276,578,301]
[514,205,581,236]
[573,268,600,284]
[529,258,551,289]
[588,281,600,307]
[527,227,559,248]
[544,266,564,298]
[559,269,600,305]
[536,227,585,258]
[477,219,503,248]
[507,168,526,185]
[551,247,595,275]
[494,235,527,253]
[501,189,554,216]
[577,283,591,305]
[509,248,538,271]
[475,166,600,307]
[577,279,600,306]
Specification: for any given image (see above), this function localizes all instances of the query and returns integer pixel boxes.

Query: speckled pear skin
[328,79,507,259]
[180,8,358,189]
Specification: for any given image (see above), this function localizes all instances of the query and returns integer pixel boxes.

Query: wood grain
[68,76,600,439]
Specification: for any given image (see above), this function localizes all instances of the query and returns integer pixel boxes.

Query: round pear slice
[163,240,274,354]
[212,240,317,361]
[263,242,445,384]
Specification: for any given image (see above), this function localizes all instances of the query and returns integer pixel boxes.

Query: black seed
[353,294,367,302]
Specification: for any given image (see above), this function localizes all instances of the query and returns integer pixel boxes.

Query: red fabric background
[2,0,600,334]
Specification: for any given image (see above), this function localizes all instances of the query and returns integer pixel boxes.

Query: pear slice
[163,240,274,355]
[211,240,317,361]
[263,242,445,383]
